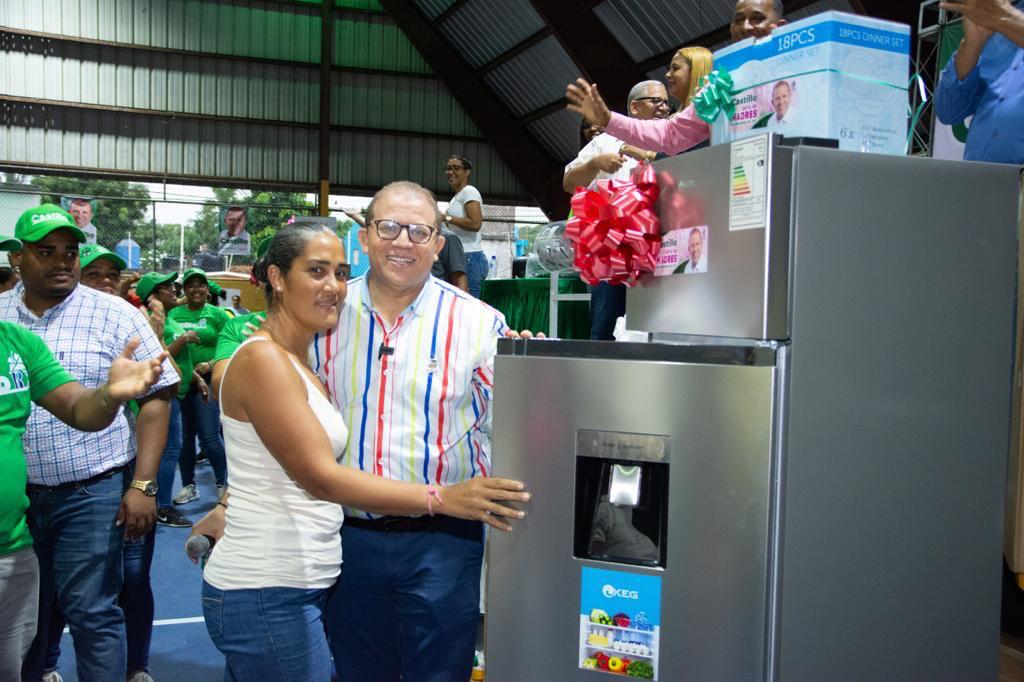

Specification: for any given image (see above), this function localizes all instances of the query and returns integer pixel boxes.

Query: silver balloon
[533,221,575,273]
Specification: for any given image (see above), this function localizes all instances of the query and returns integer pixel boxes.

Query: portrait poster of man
[218,205,250,256]
[60,196,98,244]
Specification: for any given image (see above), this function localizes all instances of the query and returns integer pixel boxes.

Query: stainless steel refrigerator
[486,135,1021,680]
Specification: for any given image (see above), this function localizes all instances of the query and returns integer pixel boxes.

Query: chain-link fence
[0,177,321,273]
[0,174,553,280]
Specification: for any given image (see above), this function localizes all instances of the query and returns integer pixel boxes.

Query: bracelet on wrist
[426,484,445,516]
[217,501,228,510]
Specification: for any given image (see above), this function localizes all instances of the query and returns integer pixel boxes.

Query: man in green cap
[0,204,177,682]
[0,235,167,680]
[78,244,127,296]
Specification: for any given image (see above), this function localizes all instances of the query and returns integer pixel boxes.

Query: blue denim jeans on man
[325,519,484,682]
[179,382,227,488]
[43,525,156,677]
[202,581,332,681]
[21,467,129,682]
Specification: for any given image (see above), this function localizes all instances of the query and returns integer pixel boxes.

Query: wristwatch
[444,214,453,224]
[130,479,158,497]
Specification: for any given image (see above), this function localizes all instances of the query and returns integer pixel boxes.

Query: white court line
[154,616,206,626]
[62,616,204,634]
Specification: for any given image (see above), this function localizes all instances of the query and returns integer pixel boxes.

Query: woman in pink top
[566,78,711,157]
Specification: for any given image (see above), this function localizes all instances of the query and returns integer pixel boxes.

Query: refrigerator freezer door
[627,134,793,340]
[487,350,777,681]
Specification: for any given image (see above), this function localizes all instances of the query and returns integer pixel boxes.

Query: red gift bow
[565,163,661,287]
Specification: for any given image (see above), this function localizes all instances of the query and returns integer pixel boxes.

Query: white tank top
[204,337,347,590]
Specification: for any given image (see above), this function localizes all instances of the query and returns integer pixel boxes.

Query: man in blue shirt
[936,0,1024,164]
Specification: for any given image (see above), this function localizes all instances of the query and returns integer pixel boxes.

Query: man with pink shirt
[567,0,787,155]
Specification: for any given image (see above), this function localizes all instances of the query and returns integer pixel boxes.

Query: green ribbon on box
[693,69,737,124]
[692,66,928,154]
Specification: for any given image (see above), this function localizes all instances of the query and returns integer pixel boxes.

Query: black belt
[344,515,482,541]
[26,463,129,493]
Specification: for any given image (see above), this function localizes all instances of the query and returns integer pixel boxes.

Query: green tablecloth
[481,276,591,340]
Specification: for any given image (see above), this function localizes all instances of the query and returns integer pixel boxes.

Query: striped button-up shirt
[0,284,177,485]
[312,275,507,519]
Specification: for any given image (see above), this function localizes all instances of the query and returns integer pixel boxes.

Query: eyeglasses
[634,97,670,108]
[444,165,465,172]
[372,219,436,244]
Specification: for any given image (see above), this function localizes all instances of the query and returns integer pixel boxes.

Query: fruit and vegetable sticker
[578,567,661,679]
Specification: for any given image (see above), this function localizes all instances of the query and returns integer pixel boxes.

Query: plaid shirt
[0,283,177,485]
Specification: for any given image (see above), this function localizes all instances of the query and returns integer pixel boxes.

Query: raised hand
[941,0,1014,34]
[566,78,613,128]
[441,477,531,532]
[106,338,167,402]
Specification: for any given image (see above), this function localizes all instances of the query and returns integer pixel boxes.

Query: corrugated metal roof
[0,102,319,183]
[412,0,457,21]
[594,0,735,63]
[0,0,323,63]
[332,72,480,137]
[329,132,526,200]
[334,14,433,73]
[526,109,581,164]
[437,0,545,70]
[483,36,580,118]
[2,36,320,124]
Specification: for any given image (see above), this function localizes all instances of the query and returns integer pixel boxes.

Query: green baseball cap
[79,244,127,270]
[208,281,223,296]
[16,204,87,244]
[181,267,208,286]
[0,237,23,251]
[136,271,177,302]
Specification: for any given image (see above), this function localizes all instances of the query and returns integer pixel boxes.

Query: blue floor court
[52,466,224,681]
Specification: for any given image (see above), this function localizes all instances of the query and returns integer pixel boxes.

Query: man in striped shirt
[312,181,507,681]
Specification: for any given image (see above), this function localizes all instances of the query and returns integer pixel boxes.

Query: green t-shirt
[0,322,75,555]
[164,316,195,400]
[167,304,230,365]
[213,311,266,364]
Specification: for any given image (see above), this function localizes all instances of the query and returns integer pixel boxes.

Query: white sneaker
[127,672,154,682]
[173,483,199,505]
[42,672,63,682]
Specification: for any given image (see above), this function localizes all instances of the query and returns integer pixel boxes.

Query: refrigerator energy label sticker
[729,135,769,231]
[579,567,661,679]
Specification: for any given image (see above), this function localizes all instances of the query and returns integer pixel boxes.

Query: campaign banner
[218,206,251,256]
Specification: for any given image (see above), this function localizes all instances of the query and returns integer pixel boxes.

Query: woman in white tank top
[200,223,530,681]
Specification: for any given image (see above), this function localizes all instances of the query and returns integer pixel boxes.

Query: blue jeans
[325,519,483,682]
[202,581,331,682]
[179,381,227,488]
[22,468,129,682]
[589,282,626,340]
[465,251,488,299]
[43,528,156,676]
[157,398,184,508]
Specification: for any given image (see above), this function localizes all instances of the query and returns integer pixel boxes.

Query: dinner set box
[710,11,911,155]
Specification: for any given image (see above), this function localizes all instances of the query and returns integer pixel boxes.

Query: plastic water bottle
[488,255,497,279]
